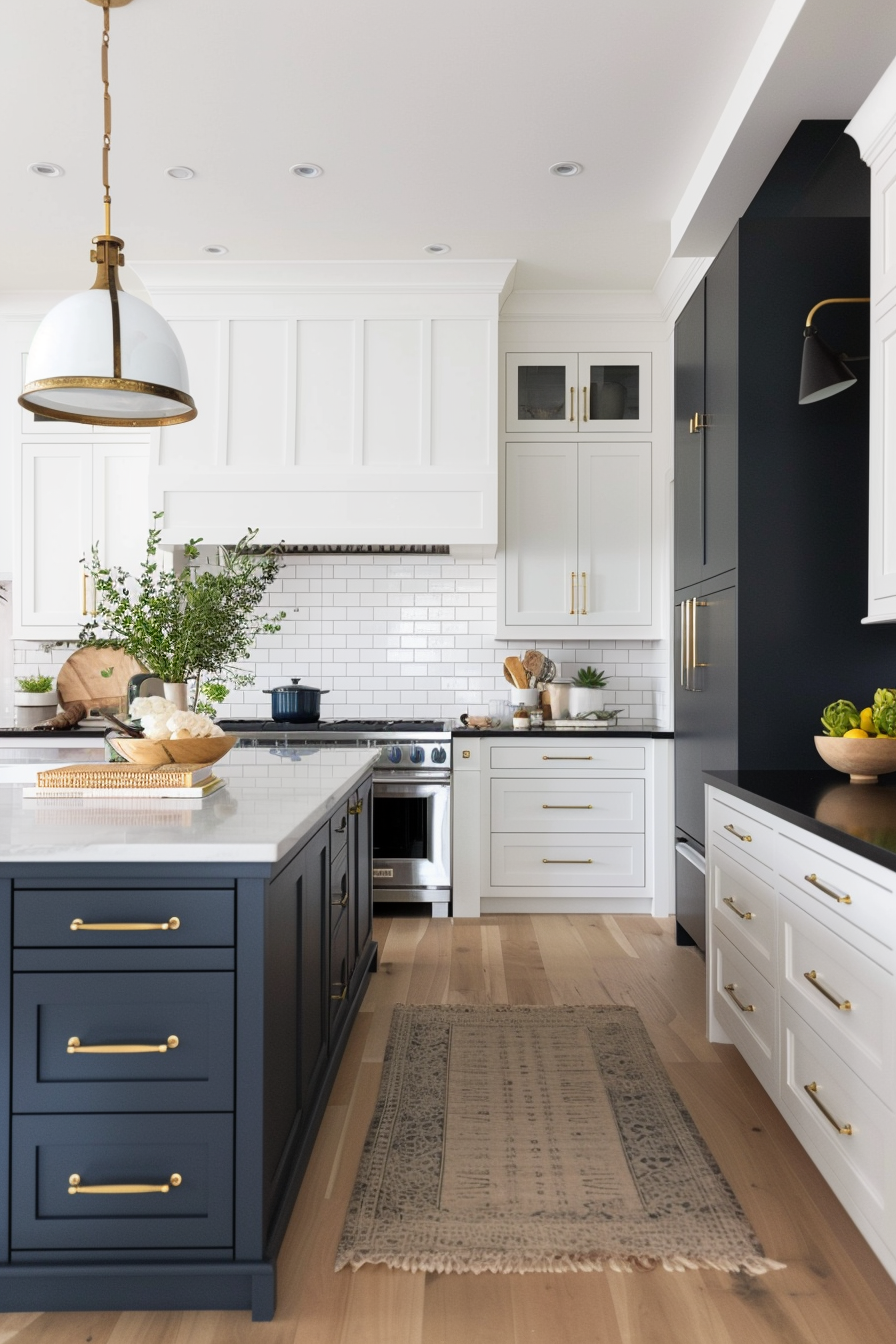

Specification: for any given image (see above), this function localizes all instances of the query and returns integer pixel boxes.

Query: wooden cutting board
[56,647,146,714]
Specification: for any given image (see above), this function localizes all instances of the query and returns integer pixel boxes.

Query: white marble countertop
[0,747,378,865]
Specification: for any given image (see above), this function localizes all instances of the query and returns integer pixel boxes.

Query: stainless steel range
[218,719,451,916]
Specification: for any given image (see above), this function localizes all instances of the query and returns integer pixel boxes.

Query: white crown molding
[129,258,518,299]
[652,256,713,325]
[848,52,896,163]
[499,288,663,322]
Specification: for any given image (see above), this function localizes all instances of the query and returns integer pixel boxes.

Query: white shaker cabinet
[506,353,651,433]
[501,440,652,636]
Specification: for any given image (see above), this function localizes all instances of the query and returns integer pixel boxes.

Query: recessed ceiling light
[166,165,195,180]
[423,243,451,255]
[290,163,323,178]
[549,161,582,177]
[28,162,64,178]
[202,244,228,256]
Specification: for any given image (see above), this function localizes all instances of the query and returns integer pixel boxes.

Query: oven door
[372,775,451,895]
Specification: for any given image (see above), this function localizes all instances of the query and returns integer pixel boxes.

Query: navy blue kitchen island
[0,747,378,1320]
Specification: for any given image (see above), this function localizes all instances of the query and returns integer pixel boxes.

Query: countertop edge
[452,728,673,739]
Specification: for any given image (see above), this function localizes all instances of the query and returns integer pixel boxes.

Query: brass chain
[101,0,112,234]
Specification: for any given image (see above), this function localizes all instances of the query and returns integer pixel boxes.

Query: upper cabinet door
[505,354,578,432]
[577,354,651,432]
[577,442,652,627]
[91,442,150,580]
[503,442,578,627]
[674,282,706,592]
[19,442,93,631]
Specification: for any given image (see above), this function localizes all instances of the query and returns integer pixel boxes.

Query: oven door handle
[375,772,450,784]
[374,779,449,797]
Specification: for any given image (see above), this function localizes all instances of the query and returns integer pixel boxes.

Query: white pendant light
[19,0,196,428]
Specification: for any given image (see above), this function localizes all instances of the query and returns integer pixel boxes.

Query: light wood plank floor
[4,913,896,1344]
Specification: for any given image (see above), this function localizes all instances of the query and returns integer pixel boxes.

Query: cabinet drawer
[708,792,775,873]
[779,895,894,1109]
[778,830,894,958]
[330,801,349,856]
[14,888,234,948]
[709,845,776,983]
[490,777,644,834]
[490,834,644,887]
[11,1113,233,1251]
[12,971,234,1113]
[489,744,645,772]
[780,1000,893,1238]
[711,930,777,1098]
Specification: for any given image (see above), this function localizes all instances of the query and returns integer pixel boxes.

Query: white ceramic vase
[568,686,605,717]
[163,681,189,711]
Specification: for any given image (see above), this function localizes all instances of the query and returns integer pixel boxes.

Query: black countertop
[0,727,107,739]
[452,726,673,739]
[705,769,896,874]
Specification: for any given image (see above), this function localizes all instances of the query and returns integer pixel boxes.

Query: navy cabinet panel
[673,280,706,592]
[702,231,738,584]
[299,826,328,1115]
[11,1113,233,1250]
[14,888,234,948]
[13,971,234,1113]
[329,906,350,1043]
[349,778,373,994]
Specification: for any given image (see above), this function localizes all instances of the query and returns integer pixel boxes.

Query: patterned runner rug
[336,1004,784,1276]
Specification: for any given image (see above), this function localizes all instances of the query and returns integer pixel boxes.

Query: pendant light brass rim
[85,1,134,9]
[19,377,197,428]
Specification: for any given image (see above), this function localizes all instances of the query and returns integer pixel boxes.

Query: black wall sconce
[799,297,870,404]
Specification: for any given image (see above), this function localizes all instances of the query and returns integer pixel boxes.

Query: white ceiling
[0,0,893,294]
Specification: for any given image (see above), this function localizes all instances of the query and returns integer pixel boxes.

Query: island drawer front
[489,745,646,772]
[780,1001,891,1238]
[490,834,645,887]
[330,845,349,932]
[12,971,234,1113]
[330,801,349,856]
[709,846,776,983]
[777,831,894,956]
[490,778,645,834]
[707,792,775,874]
[779,895,894,1109]
[711,929,777,1098]
[13,888,235,948]
[10,1113,233,1250]
[329,904,350,1040]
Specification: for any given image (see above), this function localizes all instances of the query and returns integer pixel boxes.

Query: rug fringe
[334,1250,786,1276]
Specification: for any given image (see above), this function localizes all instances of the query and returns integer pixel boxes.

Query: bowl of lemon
[816,692,896,782]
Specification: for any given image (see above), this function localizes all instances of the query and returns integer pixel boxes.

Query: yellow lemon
[860,707,876,734]
[844,728,870,738]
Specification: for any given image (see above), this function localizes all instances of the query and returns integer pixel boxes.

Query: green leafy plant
[78,514,286,711]
[16,672,54,694]
[872,688,896,737]
[195,681,230,719]
[820,699,860,736]
[571,666,608,689]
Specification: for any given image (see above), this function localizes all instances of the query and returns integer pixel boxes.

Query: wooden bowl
[814,734,896,783]
[108,734,238,768]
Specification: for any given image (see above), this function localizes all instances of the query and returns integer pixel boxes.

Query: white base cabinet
[706,784,896,1284]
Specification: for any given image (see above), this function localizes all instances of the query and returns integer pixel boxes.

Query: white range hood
[130,260,516,554]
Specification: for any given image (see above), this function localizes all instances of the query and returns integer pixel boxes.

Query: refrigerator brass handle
[580,571,587,616]
[723,983,754,1013]
[70,918,181,931]
[805,873,851,904]
[722,895,753,921]
[723,824,752,843]
[680,601,688,688]
[569,386,575,422]
[330,983,348,1001]
[543,858,593,864]
[68,1036,179,1054]
[582,386,588,421]
[804,970,851,1011]
[804,1082,852,1135]
[542,804,593,809]
[69,1174,182,1195]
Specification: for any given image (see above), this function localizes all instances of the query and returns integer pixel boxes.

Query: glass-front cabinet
[506,352,651,432]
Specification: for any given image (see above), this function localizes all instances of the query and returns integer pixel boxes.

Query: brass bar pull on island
[330,983,348,1001]
[542,804,593,810]
[805,874,851,904]
[68,1036,179,1054]
[332,890,349,909]
[543,755,593,761]
[804,1082,852,1135]
[804,970,852,1011]
[543,858,593,864]
[722,896,753,920]
[68,1173,182,1195]
[70,917,181,932]
[723,824,752,843]
[349,800,364,815]
[724,983,754,1012]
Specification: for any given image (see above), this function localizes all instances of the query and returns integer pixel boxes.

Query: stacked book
[24,763,226,799]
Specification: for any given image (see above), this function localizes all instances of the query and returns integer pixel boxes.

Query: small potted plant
[14,672,58,727]
[568,666,608,717]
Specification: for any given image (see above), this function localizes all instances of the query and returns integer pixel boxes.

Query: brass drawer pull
[543,858,593,864]
[723,983,754,1012]
[349,800,364,815]
[68,1035,179,1054]
[543,755,593,761]
[542,804,593,810]
[805,873,851,905]
[69,1173,182,1195]
[723,896,753,921]
[330,983,348,1001]
[804,970,851,1011]
[804,1081,852,1135]
[332,890,349,909]
[70,917,181,932]
[723,823,752,843]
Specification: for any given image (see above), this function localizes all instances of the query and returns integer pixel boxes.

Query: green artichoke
[820,699,860,737]
[872,689,896,736]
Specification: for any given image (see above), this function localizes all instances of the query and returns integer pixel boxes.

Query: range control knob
[431,746,447,764]
[410,745,425,765]
[387,746,402,764]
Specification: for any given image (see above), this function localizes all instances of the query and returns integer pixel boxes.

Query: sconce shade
[798,327,857,405]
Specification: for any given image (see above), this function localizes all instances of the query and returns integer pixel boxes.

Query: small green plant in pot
[569,666,608,717]
[14,672,58,727]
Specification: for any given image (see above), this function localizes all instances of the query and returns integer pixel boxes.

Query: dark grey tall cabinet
[673,212,896,949]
